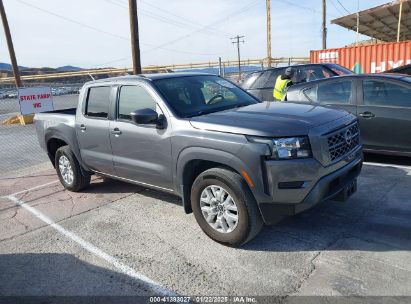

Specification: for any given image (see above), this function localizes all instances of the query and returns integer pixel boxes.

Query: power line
[139,0,232,37]
[104,0,231,39]
[143,0,262,54]
[271,0,338,18]
[335,0,351,14]
[329,0,345,16]
[15,0,130,41]
[14,0,216,58]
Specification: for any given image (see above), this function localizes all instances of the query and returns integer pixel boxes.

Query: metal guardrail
[0,57,309,84]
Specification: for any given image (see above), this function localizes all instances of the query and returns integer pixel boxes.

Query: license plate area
[333,179,357,202]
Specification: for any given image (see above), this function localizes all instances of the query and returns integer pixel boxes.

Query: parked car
[285,73,411,157]
[385,63,411,75]
[241,63,353,101]
[5,91,18,99]
[34,73,362,246]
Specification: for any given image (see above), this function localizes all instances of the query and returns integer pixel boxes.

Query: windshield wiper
[187,103,250,118]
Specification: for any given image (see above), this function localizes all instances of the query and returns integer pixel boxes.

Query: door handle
[79,124,86,131]
[112,128,122,136]
[359,112,375,119]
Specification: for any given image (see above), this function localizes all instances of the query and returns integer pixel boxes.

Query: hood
[189,102,349,137]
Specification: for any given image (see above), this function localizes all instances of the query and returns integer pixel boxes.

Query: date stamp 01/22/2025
[149,296,258,303]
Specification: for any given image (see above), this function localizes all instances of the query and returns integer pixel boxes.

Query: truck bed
[42,107,77,115]
[34,108,78,155]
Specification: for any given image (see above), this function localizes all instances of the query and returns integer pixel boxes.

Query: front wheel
[191,168,263,247]
[55,146,90,192]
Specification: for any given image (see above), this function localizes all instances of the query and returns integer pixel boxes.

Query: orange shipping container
[310,40,411,74]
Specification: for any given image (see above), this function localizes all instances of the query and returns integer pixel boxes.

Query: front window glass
[317,80,353,104]
[118,85,156,120]
[154,75,258,117]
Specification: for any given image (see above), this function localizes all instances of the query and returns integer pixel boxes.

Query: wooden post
[397,0,403,42]
[128,0,142,74]
[266,0,272,67]
[0,0,22,87]
[322,0,327,49]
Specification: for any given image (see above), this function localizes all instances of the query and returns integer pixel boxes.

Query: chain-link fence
[0,82,83,177]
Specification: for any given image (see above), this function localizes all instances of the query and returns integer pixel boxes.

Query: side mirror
[130,108,158,125]
[130,108,166,129]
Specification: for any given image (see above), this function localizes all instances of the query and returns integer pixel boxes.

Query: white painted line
[364,162,411,170]
[1,180,60,198]
[6,195,173,296]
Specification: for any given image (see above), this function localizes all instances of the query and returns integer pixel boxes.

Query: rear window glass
[363,80,411,108]
[86,86,111,118]
[328,64,353,76]
[242,73,260,89]
[251,69,283,89]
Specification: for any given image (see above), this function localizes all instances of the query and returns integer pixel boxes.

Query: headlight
[247,136,312,160]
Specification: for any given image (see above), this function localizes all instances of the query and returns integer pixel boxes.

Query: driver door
[109,84,173,190]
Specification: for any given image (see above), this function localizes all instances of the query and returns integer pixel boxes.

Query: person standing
[273,67,295,101]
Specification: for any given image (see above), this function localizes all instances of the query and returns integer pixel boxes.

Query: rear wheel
[55,146,90,192]
[191,168,263,247]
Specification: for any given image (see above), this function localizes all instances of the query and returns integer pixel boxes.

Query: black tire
[55,145,91,192]
[191,168,263,247]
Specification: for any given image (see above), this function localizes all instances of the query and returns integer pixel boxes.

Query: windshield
[153,75,259,117]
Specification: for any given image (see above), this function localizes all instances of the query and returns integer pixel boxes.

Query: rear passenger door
[76,85,116,175]
[358,79,411,153]
[109,84,173,190]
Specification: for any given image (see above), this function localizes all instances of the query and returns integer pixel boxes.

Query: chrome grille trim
[326,122,360,162]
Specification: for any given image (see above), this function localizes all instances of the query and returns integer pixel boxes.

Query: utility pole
[397,0,403,42]
[322,0,327,49]
[231,35,245,81]
[128,0,142,74]
[0,0,22,87]
[266,0,272,68]
[356,0,360,45]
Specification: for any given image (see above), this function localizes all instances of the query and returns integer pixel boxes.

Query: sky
[0,0,391,69]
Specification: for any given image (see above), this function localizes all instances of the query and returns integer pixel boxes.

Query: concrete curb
[1,114,34,125]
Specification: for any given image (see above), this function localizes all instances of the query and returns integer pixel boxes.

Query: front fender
[175,146,269,213]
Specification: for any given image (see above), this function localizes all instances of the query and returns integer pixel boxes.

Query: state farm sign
[18,87,54,115]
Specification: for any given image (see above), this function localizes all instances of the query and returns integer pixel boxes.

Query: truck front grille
[327,122,360,162]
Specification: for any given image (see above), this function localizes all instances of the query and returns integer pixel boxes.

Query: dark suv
[242,63,353,101]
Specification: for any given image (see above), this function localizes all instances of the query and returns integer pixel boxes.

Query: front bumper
[259,150,363,225]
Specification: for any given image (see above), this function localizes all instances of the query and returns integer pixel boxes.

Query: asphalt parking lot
[0,157,410,303]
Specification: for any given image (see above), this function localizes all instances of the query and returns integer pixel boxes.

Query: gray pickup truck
[35,73,362,246]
